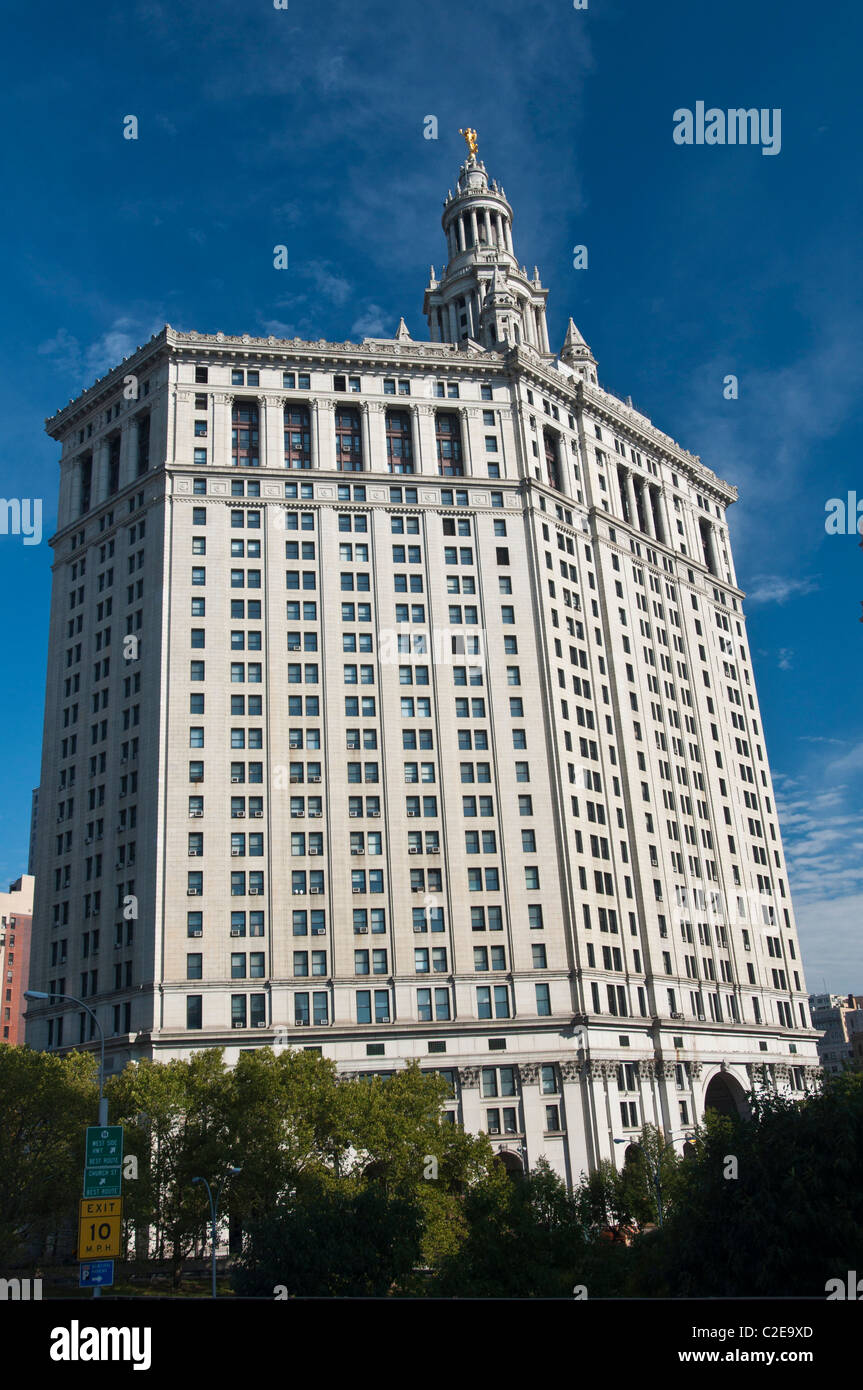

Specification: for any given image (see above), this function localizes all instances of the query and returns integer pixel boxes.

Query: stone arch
[703,1069,749,1121]
[494,1148,525,1180]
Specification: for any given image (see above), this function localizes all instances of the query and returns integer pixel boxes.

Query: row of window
[184,980,551,1028]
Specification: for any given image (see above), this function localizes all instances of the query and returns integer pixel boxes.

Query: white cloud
[745,575,819,605]
[350,304,390,338]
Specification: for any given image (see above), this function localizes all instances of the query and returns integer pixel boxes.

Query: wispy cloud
[38,313,165,383]
[746,574,819,605]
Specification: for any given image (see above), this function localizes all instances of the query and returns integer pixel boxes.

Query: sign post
[80,1125,124,1292]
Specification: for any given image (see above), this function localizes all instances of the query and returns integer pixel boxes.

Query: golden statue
[459,127,478,158]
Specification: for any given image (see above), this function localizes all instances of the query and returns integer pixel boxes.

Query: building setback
[27,145,819,1182]
[2,875,34,1046]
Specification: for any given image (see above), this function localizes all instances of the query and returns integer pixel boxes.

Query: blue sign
[79,1259,114,1288]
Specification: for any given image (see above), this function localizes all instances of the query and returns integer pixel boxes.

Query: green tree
[433,1157,591,1297]
[0,1046,98,1262]
[627,1074,863,1297]
[232,1185,424,1297]
[107,1049,235,1286]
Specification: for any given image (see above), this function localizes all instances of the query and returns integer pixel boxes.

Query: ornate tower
[423,131,552,353]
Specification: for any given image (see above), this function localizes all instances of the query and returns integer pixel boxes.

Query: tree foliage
[0,1045,97,1261]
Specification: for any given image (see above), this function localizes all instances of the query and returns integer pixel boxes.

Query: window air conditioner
[310,887,322,895]
[233,811,246,818]
[310,811,322,818]
[231,849,242,856]
[231,776,241,783]
[252,811,263,818]
[412,886,424,893]
[255,1021,268,1028]
[430,848,440,854]
[355,926,369,934]
[291,811,303,818]
[349,811,360,818]
[232,1020,245,1029]
[189,849,201,856]
[409,847,420,855]
[309,848,319,856]
[314,1018,329,1026]
[309,776,321,784]
[230,929,243,937]
[249,888,260,895]
[190,810,203,818]
[187,889,201,896]
[190,929,203,937]
[352,888,362,894]
[295,1018,310,1026]
[369,811,380,818]
[407,811,418,817]
[290,776,301,784]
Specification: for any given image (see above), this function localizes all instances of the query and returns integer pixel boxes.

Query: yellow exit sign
[78,1197,123,1259]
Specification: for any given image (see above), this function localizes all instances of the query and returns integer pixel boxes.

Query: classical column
[313,399,336,471]
[263,396,287,470]
[93,439,111,504]
[470,208,479,248]
[624,470,638,529]
[119,416,139,491]
[640,480,656,538]
[504,220,513,253]
[415,405,437,477]
[457,217,466,253]
[653,488,670,545]
[212,393,234,469]
[366,401,387,473]
[458,407,473,477]
[448,300,459,343]
[483,208,492,244]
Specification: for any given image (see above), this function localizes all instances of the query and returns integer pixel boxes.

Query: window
[535,983,551,1016]
[386,410,414,472]
[436,413,463,475]
[284,405,311,468]
[335,408,363,470]
[232,401,260,467]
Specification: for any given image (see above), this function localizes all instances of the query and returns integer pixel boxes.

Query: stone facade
[26,152,819,1183]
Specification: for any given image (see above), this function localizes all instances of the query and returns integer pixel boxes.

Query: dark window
[436,413,463,476]
[232,401,260,468]
[284,404,311,469]
[385,410,413,473]
[335,408,363,471]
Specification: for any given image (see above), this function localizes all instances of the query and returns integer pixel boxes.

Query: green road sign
[84,1169,122,1198]
[85,1125,124,1168]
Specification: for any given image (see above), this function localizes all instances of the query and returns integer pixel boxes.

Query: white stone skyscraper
[27,140,818,1184]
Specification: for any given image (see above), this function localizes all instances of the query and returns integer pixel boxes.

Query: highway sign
[85,1125,123,1168]
[79,1260,115,1288]
[84,1168,122,1198]
[78,1197,123,1259]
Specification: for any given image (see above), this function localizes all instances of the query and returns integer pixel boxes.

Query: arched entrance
[703,1071,749,1120]
[494,1149,525,1180]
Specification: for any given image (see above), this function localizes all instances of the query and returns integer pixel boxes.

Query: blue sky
[0,0,859,989]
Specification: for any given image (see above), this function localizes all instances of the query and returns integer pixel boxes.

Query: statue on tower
[459,127,478,158]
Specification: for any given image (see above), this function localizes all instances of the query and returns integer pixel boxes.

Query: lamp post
[614,1128,692,1228]
[24,990,107,1124]
[192,1168,242,1298]
[25,989,109,1297]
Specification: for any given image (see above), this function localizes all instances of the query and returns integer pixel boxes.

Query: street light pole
[192,1168,241,1298]
[24,989,109,1296]
[25,989,107,1124]
[614,1128,692,1229]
